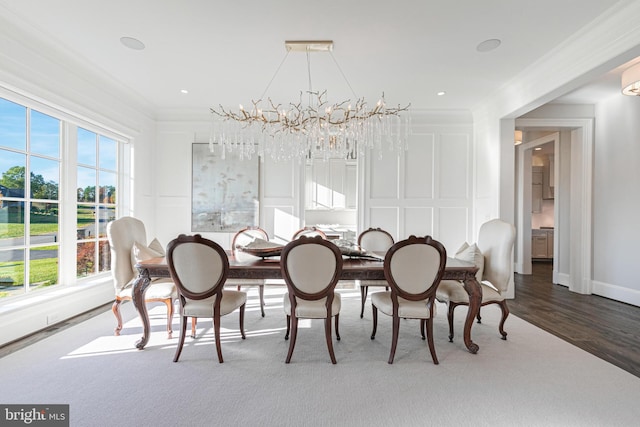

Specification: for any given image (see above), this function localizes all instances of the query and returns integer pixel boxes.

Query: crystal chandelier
[209,40,411,161]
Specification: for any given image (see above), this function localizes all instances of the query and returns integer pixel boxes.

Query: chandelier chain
[329,51,359,100]
[260,50,290,101]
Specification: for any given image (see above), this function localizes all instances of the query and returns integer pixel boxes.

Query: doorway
[514,118,594,295]
[515,132,559,278]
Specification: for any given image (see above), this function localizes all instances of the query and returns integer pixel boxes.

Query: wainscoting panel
[368,207,399,239]
[438,132,470,200]
[404,133,434,199]
[368,150,399,200]
[264,205,298,242]
[437,206,469,253]
[362,122,473,247]
[261,156,300,240]
[263,157,296,199]
[404,207,434,238]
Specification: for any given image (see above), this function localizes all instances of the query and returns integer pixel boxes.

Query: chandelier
[209,40,411,161]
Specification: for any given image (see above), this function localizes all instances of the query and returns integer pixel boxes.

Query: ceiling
[0,0,633,118]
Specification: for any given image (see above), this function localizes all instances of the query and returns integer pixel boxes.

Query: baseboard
[554,272,570,287]
[592,280,640,307]
[0,278,114,347]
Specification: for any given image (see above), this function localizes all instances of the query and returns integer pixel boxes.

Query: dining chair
[280,235,343,364]
[227,226,269,317]
[370,235,447,364]
[106,216,177,338]
[436,219,516,341]
[356,227,394,318]
[291,226,327,240]
[166,234,247,363]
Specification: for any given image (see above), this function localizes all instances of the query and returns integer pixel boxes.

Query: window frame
[0,88,130,302]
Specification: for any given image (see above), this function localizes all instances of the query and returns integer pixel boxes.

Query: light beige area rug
[1,287,639,427]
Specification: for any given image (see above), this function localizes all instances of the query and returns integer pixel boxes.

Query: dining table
[131,251,482,353]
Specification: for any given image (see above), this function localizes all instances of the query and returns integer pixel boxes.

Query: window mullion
[59,122,77,285]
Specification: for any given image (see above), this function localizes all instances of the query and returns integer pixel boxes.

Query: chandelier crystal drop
[209,41,411,162]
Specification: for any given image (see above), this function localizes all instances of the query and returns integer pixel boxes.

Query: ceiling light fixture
[621,62,640,96]
[209,40,411,161]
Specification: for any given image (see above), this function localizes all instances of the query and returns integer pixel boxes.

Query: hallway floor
[511,262,640,378]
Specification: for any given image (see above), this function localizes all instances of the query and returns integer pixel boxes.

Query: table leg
[132,268,152,350]
[461,276,482,354]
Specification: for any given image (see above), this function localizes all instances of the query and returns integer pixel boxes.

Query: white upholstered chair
[227,226,269,317]
[106,216,177,337]
[370,235,446,364]
[281,235,343,364]
[166,234,246,363]
[356,227,394,318]
[436,219,516,341]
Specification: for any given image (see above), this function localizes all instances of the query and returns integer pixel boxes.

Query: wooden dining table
[132,252,482,353]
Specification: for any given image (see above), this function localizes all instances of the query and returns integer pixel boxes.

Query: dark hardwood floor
[510,261,640,378]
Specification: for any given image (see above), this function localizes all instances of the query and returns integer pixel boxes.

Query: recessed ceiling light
[476,38,501,53]
[120,36,145,50]
[437,91,446,96]
[534,147,542,151]
[180,89,189,94]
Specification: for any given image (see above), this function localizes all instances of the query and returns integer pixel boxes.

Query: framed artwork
[191,144,259,232]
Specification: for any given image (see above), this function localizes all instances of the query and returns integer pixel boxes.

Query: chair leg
[426,317,439,365]
[360,285,368,318]
[325,316,337,364]
[420,319,426,340]
[259,284,265,317]
[173,315,188,362]
[284,314,291,340]
[112,299,123,336]
[164,298,174,339]
[335,314,340,341]
[447,303,455,342]
[498,300,510,340]
[213,311,224,363]
[370,305,378,339]
[388,314,400,364]
[476,308,482,324]
[191,317,197,338]
[239,303,246,339]
[285,317,299,363]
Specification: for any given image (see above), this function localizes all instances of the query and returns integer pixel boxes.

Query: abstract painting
[191,144,259,232]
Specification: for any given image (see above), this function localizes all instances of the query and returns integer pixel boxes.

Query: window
[76,127,116,278]
[0,96,122,300]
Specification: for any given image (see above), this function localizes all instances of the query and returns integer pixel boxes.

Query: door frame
[515,118,593,295]
[515,132,559,276]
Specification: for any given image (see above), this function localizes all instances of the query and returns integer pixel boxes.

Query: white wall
[591,95,640,305]
[361,113,474,254]
[152,113,475,255]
